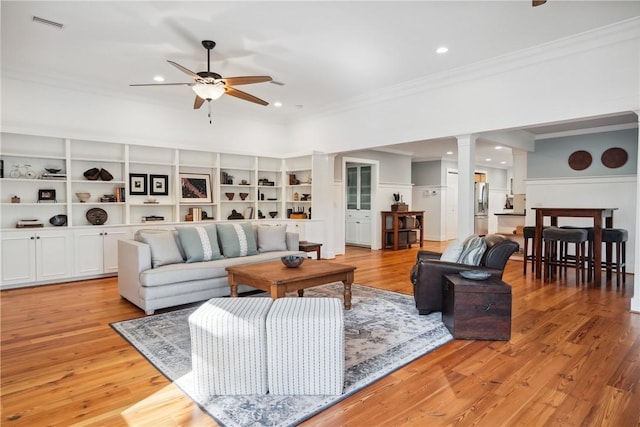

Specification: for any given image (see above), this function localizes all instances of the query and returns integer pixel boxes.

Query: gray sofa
[118,223,305,314]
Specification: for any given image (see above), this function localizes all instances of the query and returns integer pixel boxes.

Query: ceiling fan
[532,0,547,6]
[131,40,272,122]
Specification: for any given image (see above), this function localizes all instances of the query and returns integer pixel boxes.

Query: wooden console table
[381,210,424,250]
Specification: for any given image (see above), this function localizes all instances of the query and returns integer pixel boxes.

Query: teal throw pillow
[257,225,288,252]
[217,222,258,258]
[457,235,486,265]
[176,225,223,263]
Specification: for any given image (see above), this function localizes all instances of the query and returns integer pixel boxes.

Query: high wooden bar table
[532,207,617,286]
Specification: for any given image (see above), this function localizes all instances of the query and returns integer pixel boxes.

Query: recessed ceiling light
[436,46,449,54]
[274,101,283,108]
[153,76,165,82]
[446,151,454,155]
[494,146,503,150]
[500,161,507,164]
[485,158,492,162]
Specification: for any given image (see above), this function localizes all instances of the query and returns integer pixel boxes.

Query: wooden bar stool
[543,227,588,284]
[602,228,628,287]
[560,226,594,281]
[523,225,549,275]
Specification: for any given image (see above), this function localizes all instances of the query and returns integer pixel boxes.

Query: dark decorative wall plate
[568,150,592,171]
[86,208,108,225]
[601,147,628,169]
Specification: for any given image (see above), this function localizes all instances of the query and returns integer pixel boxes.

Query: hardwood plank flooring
[1,243,637,426]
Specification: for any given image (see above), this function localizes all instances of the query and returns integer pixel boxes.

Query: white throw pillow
[257,225,288,252]
[440,239,463,262]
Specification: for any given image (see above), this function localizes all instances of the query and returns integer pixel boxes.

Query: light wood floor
[1,243,638,426]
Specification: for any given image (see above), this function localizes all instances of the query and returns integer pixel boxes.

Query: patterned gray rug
[111,283,453,427]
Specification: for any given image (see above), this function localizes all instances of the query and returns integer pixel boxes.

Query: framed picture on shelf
[149,174,169,196]
[129,173,147,195]
[180,173,212,203]
[37,189,57,203]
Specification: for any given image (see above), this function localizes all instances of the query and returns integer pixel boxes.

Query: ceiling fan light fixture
[192,82,225,101]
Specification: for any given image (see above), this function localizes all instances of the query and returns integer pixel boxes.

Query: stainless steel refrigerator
[474,182,489,235]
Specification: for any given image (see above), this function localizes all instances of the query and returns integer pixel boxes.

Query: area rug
[111,283,453,426]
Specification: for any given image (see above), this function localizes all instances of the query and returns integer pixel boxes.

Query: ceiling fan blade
[194,96,205,109]
[224,87,269,106]
[532,0,547,6]
[167,60,201,80]
[222,76,272,86]
[129,82,191,86]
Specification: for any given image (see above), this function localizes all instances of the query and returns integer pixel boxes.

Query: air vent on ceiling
[32,16,64,29]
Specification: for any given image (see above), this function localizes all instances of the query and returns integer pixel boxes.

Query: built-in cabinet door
[74,228,131,276]
[36,231,73,281]
[345,210,371,246]
[1,232,36,286]
[102,229,131,274]
[74,230,105,276]
[1,230,72,287]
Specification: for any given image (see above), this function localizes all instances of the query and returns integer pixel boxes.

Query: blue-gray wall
[528,128,638,179]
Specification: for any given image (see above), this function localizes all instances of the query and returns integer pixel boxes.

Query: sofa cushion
[136,229,184,268]
[257,225,288,253]
[457,235,487,265]
[176,225,223,263]
[440,239,463,262]
[217,222,258,258]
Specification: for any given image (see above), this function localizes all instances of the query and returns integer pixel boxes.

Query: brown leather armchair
[410,234,519,315]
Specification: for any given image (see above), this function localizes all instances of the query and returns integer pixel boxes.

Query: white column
[512,149,527,195]
[456,134,476,240]
[631,110,640,313]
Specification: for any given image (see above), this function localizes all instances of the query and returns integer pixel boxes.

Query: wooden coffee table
[226,259,356,309]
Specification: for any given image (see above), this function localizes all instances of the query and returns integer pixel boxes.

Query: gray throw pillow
[217,222,258,258]
[257,225,288,252]
[136,229,185,268]
[176,225,223,263]
[457,235,486,265]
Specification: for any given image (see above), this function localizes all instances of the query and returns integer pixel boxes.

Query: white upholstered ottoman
[188,297,272,397]
[266,297,345,395]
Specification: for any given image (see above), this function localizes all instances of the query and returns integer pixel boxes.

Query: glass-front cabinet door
[346,165,371,211]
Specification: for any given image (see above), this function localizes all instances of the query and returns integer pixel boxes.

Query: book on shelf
[17,219,44,228]
[114,185,125,202]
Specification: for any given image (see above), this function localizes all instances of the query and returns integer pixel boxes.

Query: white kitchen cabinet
[346,210,371,246]
[73,228,131,276]
[1,230,73,287]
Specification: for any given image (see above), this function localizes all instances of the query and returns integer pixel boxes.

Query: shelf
[1,152,66,160]
[129,160,175,166]
[72,202,125,206]
[2,203,65,206]
[71,180,126,184]
[1,178,67,183]
[128,203,174,207]
[70,157,124,163]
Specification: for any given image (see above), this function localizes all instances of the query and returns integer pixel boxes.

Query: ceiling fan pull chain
[208,101,212,124]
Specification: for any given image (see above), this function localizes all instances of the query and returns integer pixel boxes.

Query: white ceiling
[2,1,639,167]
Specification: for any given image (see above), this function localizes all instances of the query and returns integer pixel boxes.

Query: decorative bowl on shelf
[83,168,100,180]
[239,192,249,200]
[45,168,62,174]
[49,214,67,226]
[76,192,91,203]
[281,255,305,268]
[269,211,278,218]
[225,192,235,200]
